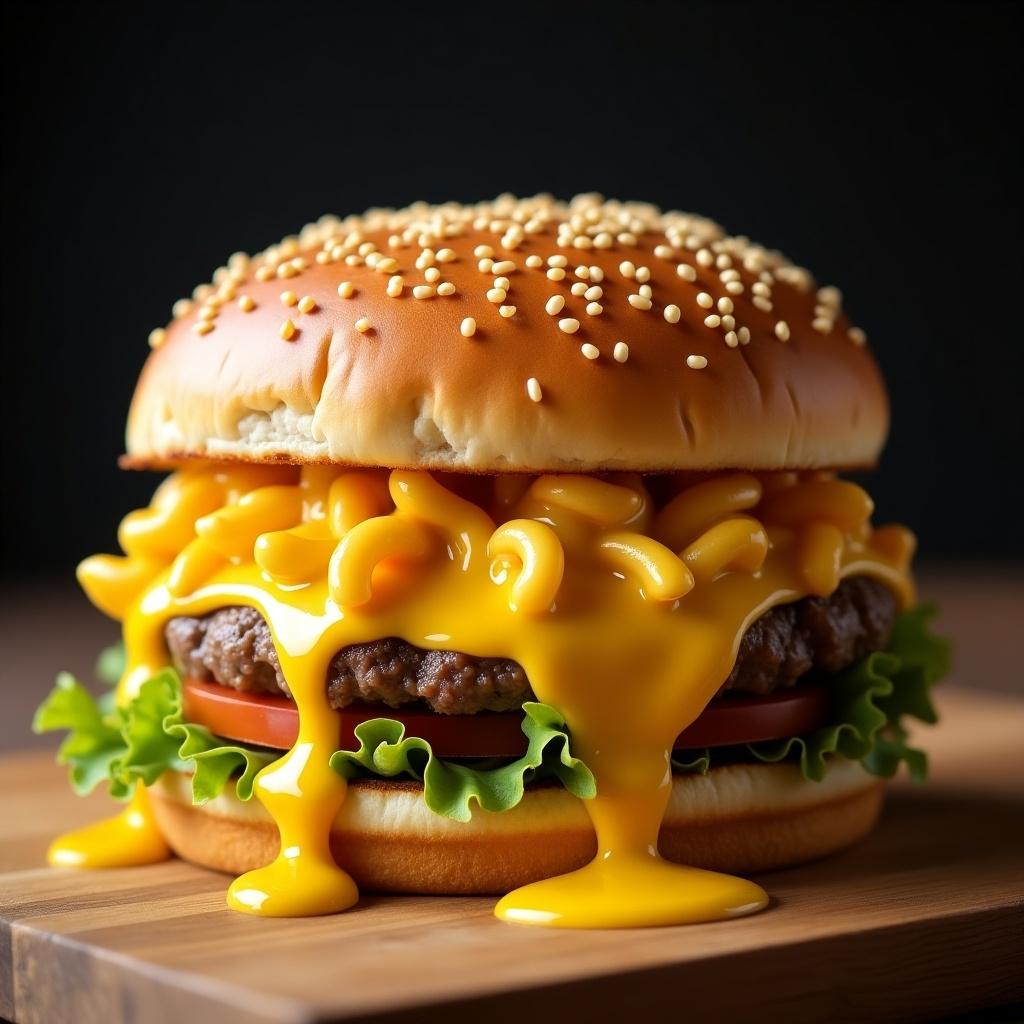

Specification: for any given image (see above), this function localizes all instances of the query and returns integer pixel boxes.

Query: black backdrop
[3,1,1021,573]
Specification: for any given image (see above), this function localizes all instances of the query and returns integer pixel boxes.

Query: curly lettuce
[329,703,596,821]
[33,667,277,804]
[672,604,950,782]
[33,605,948,819]
[33,663,593,819]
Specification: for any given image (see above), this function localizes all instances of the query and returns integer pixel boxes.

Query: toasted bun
[127,195,887,473]
[149,759,883,894]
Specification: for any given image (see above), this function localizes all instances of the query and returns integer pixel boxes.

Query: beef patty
[164,577,897,715]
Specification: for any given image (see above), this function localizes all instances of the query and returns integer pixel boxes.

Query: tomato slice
[182,677,830,758]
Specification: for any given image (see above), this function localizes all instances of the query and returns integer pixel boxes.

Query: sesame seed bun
[126,195,888,473]
[148,759,884,894]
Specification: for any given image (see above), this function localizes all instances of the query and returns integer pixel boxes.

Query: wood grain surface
[1,687,1022,1024]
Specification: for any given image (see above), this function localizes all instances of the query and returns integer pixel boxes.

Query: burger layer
[149,760,885,892]
[165,576,897,714]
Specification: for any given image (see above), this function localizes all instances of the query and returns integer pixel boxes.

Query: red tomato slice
[182,678,829,758]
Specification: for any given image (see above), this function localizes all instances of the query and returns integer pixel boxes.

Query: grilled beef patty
[164,577,897,715]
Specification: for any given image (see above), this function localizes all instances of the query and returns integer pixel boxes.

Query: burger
[35,194,948,928]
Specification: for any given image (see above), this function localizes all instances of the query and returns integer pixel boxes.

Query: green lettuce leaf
[32,667,277,803]
[329,702,596,821]
[33,670,593,820]
[672,604,951,782]
[32,672,126,795]
[34,604,949,817]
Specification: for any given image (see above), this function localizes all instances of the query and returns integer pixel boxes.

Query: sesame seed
[581,343,600,360]
[654,244,673,259]
[436,248,456,263]
[719,269,741,282]
[696,249,713,267]
[460,317,477,338]
[297,296,317,314]
[725,331,739,347]
[704,314,722,328]
[478,258,494,273]
[589,266,604,282]
[148,327,167,348]
[618,231,637,246]
[638,283,653,299]
[279,319,297,340]
[437,281,456,296]
[172,298,193,318]
[628,294,653,310]
[586,302,603,316]
[547,254,568,268]
[199,305,217,321]
[812,317,833,334]
[545,295,565,316]
[848,326,867,346]
[774,320,791,342]
[696,292,713,308]
[558,317,581,334]
[571,282,588,296]
[594,232,613,248]
[474,245,494,258]
[255,266,275,282]
[355,317,371,333]
[717,297,734,314]
[424,266,441,283]
[752,295,773,312]
[686,354,708,369]
[525,254,543,268]
[676,263,697,282]
[238,295,256,312]
[526,377,543,402]
[337,282,355,298]
[635,266,651,284]
[752,281,771,297]
[492,259,516,275]
[387,276,404,297]
[619,260,636,278]
[376,257,398,274]
[725,280,745,294]
[664,304,681,324]
[738,326,751,344]
[280,290,298,307]
[574,265,591,280]
[499,305,516,318]
[192,321,214,336]
[613,341,630,363]
[584,286,603,301]
[277,263,298,279]
[414,285,436,299]
[546,267,566,281]
[486,287,506,303]
[494,276,511,291]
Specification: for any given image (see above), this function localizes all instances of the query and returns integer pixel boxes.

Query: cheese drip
[61,464,914,927]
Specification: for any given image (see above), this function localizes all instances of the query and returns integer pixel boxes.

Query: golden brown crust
[127,196,888,473]
[149,764,884,894]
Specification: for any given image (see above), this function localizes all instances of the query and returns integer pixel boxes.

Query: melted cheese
[59,465,914,927]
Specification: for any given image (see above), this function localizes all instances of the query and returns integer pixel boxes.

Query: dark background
[2,0,1021,573]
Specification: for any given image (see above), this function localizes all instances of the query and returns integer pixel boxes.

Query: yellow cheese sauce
[57,464,914,927]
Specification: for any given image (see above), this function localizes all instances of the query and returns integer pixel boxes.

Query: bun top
[127,194,888,472]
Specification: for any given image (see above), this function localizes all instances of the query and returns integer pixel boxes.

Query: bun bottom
[149,759,883,895]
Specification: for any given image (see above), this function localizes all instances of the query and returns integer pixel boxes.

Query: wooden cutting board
[2,687,1022,1024]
